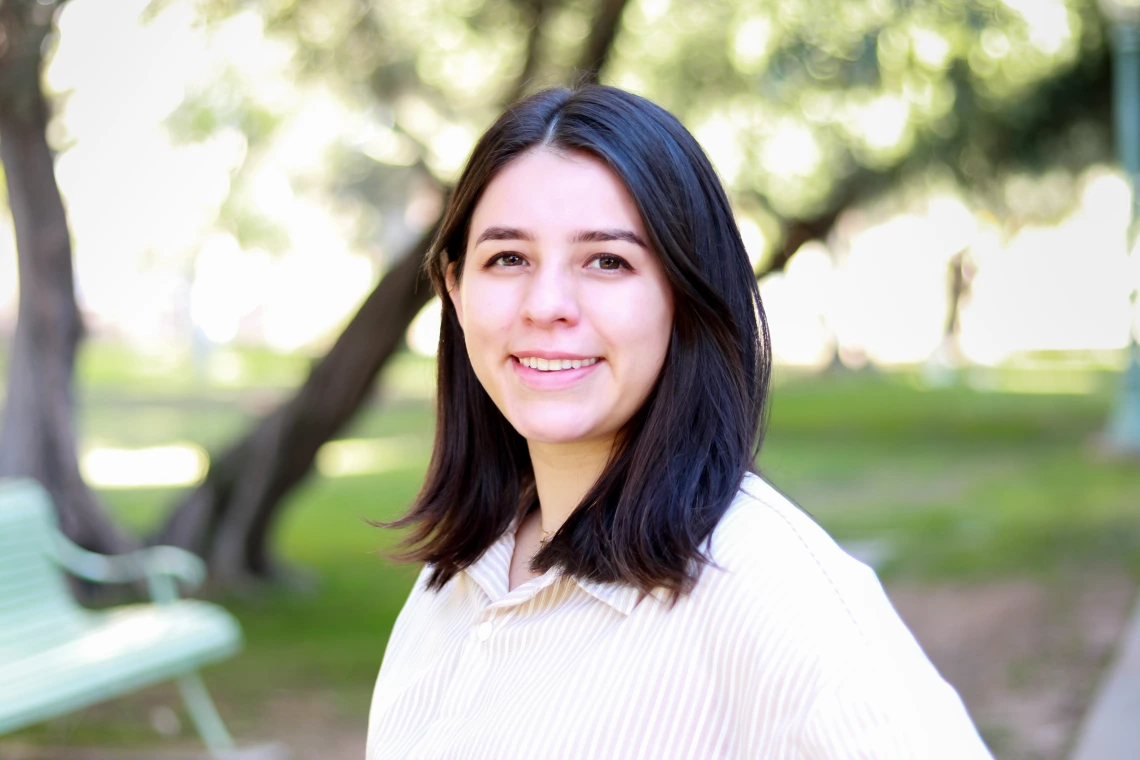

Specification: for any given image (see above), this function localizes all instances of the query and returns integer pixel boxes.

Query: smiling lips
[515,356,600,371]
[511,355,601,390]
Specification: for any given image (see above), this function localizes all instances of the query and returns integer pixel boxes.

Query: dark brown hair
[382,84,771,601]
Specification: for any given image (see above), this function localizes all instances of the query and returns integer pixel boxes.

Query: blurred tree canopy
[175,0,1111,274]
[0,0,1121,587]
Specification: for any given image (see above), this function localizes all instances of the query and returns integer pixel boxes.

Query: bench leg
[176,671,236,755]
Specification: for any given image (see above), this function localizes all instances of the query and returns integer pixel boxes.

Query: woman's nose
[519,263,580,326]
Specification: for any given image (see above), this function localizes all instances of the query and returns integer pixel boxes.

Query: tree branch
[756,209,844,279]
[575,0,632,83]
[507,0,556,103]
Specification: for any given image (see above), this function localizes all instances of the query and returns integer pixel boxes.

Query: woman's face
[450,148,674,449]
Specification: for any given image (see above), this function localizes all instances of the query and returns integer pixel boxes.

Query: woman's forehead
[467,148,647,245]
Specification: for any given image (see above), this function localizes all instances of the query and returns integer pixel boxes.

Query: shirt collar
[462,517,666,616]
[573,577,666,615]
[462,520,517,604]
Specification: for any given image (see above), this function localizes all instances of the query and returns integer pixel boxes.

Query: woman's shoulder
[695,473,884,638]
[707,472,865,578]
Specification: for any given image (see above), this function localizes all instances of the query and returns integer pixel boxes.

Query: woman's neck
[527,438,614,534]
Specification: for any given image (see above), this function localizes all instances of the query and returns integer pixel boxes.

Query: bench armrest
[50,535,207,603]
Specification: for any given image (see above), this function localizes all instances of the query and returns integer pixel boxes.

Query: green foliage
[157,0,1116,282]
[166,72,281,145]
[608,0,1109,222]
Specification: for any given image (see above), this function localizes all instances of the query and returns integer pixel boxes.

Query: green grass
[5,345,1140,748]
[762,371,1140,581]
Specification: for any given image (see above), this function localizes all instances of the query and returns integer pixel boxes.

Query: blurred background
[1,0,1139,758]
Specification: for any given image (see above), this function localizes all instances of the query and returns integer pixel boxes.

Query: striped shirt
[367,473,993,758]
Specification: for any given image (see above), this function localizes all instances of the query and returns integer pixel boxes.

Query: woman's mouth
[511,356,603,389]
[514,356,600,371]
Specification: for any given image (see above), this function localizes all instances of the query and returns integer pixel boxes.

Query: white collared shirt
[367,473,993,759]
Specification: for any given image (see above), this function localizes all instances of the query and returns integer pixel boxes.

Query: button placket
[470,572,558,645]
[472,604,497,643]
[473,604,521,644]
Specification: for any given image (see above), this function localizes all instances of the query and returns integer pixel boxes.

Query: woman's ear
[445,262,463,329]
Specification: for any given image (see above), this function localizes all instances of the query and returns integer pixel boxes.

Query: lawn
[3,342,1139,758]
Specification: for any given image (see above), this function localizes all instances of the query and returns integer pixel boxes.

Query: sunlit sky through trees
[1,0,1137,383]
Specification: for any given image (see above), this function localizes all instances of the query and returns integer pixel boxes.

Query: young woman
[368,85,992,759]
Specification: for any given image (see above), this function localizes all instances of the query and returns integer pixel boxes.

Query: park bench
[0,478,243,756]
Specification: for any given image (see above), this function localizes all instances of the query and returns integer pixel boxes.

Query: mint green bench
[0,479,242,755]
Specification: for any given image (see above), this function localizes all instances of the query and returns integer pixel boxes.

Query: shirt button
[476,620,493,642]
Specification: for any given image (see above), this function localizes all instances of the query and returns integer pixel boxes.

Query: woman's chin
[509,418,611,448]
[518,429,604,447]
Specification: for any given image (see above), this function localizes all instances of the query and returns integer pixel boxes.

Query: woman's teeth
[517,357,599,371]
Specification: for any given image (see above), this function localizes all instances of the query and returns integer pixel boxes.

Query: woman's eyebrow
[474,226,649,249]
[474,226,535,245]
[572,228,648,249]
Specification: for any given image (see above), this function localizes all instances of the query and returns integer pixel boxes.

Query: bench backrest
[0,480,89,661]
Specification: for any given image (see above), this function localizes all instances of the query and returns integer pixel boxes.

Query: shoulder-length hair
[383,84,771,601]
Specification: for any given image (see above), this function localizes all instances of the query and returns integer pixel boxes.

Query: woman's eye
[491,253,525,267]
[588,254,627,271]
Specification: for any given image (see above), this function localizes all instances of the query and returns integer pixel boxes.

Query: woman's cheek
[465,281,514,333]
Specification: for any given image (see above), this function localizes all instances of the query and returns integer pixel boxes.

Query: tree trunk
[576,0,631,82]
[151,226,436,586]
[507,0,555,103]
[0,4,131,554]
[934,248,971,367]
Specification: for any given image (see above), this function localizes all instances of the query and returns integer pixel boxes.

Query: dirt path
[889,573,1135,760]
